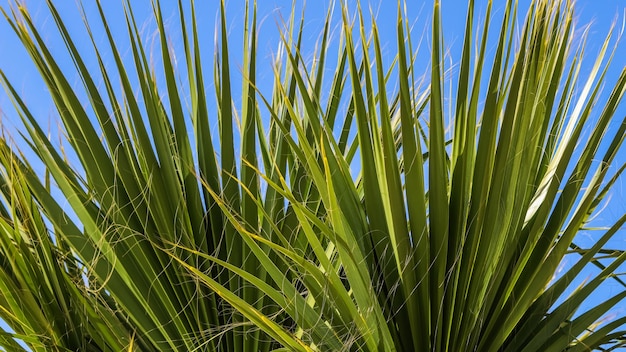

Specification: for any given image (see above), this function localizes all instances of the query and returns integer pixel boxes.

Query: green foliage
[0,0,625,350]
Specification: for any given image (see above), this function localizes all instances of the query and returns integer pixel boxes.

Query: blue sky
[0,0,624,129]
[0,0,625,349]
[1,0,624,147]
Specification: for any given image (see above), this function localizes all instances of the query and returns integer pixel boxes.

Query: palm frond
[0,0,624,351]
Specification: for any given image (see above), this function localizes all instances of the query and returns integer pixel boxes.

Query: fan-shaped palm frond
[0,0,625,351]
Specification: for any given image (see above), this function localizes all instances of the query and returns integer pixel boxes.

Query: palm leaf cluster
[0,0,625,350]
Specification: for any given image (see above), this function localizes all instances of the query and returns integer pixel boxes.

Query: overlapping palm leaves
[0,0,625,350]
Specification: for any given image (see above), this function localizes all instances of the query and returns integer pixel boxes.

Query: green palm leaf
[0,0,624,351]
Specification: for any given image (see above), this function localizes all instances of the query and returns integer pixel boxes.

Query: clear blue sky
[0,0,624,130]
[0,0,624,349]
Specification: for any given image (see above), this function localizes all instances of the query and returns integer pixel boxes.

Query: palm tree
[0,0,624,350]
